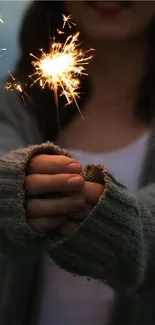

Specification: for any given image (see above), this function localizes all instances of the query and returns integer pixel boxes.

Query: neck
[87,35,149,121]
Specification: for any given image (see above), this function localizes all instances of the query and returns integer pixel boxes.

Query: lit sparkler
[29,15,93,117]
[5,71,31,105]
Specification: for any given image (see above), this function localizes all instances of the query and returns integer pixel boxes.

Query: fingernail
[68,175,84,187]
[68,163,82,173]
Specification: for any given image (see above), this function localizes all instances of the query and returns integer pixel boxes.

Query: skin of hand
[59,180,104,237]
[25,154,104,235]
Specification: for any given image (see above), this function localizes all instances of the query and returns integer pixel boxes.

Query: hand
[83,181,104,205]
[25,154,86,232]
[57,181,104,236]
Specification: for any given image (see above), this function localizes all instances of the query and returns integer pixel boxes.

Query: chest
[37,134,150,325]
[61,111,150,153]
[35,122,155,325]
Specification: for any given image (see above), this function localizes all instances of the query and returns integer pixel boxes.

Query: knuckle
[27,154,45,174]
[60,155,73,163]
[26,199,36,217]
[27,156,38,174]
[24,174,38,194]
[59,156,78,169]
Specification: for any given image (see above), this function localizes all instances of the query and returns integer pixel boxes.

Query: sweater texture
[0,90,155,324]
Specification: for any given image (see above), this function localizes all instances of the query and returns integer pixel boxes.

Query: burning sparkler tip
[30,13,93,118]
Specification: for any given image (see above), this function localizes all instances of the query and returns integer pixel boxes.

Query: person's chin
[83,24,132,42]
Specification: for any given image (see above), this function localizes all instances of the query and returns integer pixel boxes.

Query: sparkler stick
[46,11,62,146]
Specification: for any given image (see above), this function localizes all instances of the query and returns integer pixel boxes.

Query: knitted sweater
[0,90,155,325]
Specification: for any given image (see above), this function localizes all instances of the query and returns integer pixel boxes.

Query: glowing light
[30,31,93,117]
[0,48,6,51]
[57,29,65,35]
[5,71,31,105]
[62,14,75,29]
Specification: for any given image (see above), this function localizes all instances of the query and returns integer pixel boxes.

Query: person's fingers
[25,174,84,196]
[27,196,86,219]
[58,221,78,236]
[83,182,104,205]
[27,155,82,175]
[68,203,93,221]
[29,216,66,232]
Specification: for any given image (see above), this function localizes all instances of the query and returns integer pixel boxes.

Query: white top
[38,131,150,325]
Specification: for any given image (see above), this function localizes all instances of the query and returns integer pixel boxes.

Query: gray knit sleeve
[0,142,70,247]
[1,141,153,295]
[0,90,42,156]
[0,142,73,325]
[49,165,151,293]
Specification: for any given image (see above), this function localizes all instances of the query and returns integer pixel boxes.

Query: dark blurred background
[0,1,31,85]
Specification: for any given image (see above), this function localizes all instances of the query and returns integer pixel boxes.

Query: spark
[57,14,75,35]
[5,71,31,105]
[62,14,75,29]
[30,31,93,118]
[57,29,65,35]
[5,81,23,93]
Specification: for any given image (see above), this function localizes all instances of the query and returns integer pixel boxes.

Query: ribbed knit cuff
[0,142,146,291]
[0,142,71,247]
[49,165,145,292]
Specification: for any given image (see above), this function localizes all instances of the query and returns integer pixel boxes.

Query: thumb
[83,182,104,205]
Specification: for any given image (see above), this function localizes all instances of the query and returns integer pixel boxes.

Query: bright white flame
[30,15,94,118]
[40,54,74,79]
